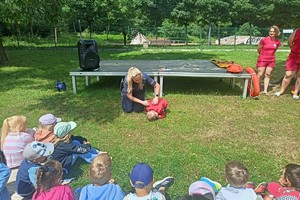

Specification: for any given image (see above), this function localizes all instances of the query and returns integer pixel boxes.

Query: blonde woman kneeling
[121,67,160,113]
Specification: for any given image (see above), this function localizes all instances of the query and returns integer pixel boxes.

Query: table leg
[85,76,90,86]
[242,78,249,99]
[159,76,163,97]
[232,78,236,89]
[72,76,77,94]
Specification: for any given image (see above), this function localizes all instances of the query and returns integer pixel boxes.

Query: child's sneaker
[153,177,174,191]
[293,94,300,100]
[274,92,281,97]
[244,182,256,189]
[255,182,268,195]
[199,177,222,192]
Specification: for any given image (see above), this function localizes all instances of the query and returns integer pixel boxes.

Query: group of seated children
[0,113,101,199]
[0,113,300,200]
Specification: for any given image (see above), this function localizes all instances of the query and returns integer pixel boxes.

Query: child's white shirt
[216,184,262,200]
[123,190,165,200]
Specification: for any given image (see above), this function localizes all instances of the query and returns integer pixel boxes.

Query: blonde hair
[51,134,71,146]
[127,67,144,94]
[147,110,158,121]
[39,124,55,132]
[35,160,63,196]
[271,25,281,37]
[89,153,112,186]
[1,115,27,150]
[225,161,249,187]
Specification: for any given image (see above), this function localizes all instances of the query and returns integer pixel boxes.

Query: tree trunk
[0,39,8,62]
[184,23,188,45]
[122,31,127,46]
[53,26,58,48]
[30,17,34,37]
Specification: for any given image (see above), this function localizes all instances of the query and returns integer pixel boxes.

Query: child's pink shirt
[3,131,34,168]
[32,185,74,200]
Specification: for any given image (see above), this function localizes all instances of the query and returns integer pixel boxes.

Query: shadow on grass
[161,76,245,96]
[64,159,86,180]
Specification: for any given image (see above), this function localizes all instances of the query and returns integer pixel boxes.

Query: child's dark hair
[284,163,300,191]
[225,161,249,187]
[36,160,63,195]
[0,150,7,165]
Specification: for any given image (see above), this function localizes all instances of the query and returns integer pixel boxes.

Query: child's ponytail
[1,116,27,150]
[35,160,63,195]
[36,166,46,195]
[1,118,10,150]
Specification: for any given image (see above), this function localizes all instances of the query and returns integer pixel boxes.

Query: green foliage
[237,23,261,36]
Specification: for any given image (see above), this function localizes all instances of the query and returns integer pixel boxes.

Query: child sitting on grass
[216,161,262,200]
[16,141,54,199]
[1,115,35,169]
[75,152,125,200]
[51,121,100,172]
[34,113,61,143]
[0,150,11,200]
[176,180,217,200]
[146,97,168,121]
[124,162,174,200]
[32,160,74,200]
[264,163,300,200]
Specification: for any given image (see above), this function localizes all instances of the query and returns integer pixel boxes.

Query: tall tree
[195,0,231,45]
[271,0,300,27]
[171,0,196,44]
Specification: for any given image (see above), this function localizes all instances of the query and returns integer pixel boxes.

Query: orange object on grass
[245,67,260,97]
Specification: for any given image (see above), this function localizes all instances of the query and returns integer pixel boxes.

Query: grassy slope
[0,48,299,198]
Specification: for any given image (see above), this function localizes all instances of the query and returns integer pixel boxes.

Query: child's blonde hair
[35,160,63,196]
[1,115,27,150]
[271,25,281,37]
[127,67,144,94]
[147,110,158,121]
[89,153,112,186]
[225,161,249,187]
[51,134,71,147]
[39,124,55,132]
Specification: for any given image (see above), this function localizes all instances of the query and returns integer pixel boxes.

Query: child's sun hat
[54,121,77,138]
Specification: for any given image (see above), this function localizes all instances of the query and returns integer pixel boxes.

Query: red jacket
[146,98,168,118]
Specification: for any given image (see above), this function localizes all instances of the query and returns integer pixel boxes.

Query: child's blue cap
[129,163,153,188]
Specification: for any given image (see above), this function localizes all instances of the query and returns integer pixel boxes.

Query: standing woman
[121,66,160,113]
[256,25,281,95]
[275,28,300,99]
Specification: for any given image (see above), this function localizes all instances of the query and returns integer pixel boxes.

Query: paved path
[7,168,24,200]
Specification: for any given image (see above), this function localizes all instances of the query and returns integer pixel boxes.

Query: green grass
[0,47,299,199]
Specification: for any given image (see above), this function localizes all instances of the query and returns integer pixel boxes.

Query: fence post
[163,30,166,49]
[234,26,237,50]
[208,23,211,46]
[199,26,202,50]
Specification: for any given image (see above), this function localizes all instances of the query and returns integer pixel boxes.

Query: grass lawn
[0,47,299,199]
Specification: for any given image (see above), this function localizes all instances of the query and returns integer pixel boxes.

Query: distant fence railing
[3,26,295,49]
